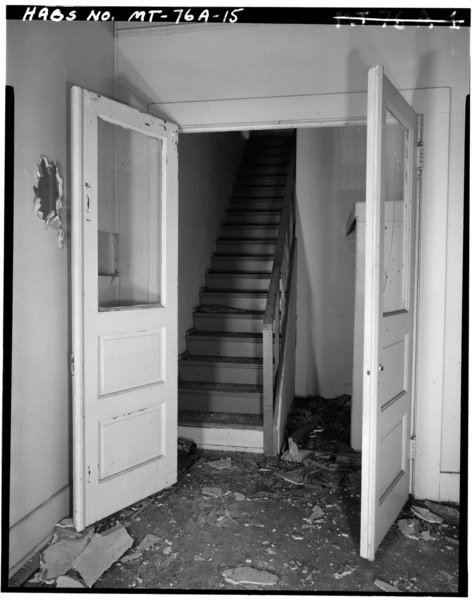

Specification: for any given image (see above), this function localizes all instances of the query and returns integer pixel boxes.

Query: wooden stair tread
[178,410,263,429]
[186,330,262,339]
[179,380,262,393]
[180,354,263,365]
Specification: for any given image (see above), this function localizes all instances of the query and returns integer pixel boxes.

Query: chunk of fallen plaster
[72,524,133,587]
[136,533,160,551]
[120,551,142,564]
[234,492,246,501]
[411,505,444,524]
[308,505,325,522]
[41,531,93,581]
[425,500,459,526]
[56,575,86,588]
[222,566,279,586]
[374,579,401,592]
[397,519,420,540]
[207,458,232,470]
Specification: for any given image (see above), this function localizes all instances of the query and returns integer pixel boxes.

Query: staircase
[178,131,294,453]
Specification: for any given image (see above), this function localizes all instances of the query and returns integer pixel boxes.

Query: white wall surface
[117,23,468,501]
[7,20,115,574]
[295,126,366,398]
[178,132,245,353]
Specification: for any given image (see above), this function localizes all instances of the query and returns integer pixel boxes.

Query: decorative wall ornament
[33,155,66,248]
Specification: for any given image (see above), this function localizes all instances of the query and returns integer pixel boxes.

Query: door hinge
[70,353,75,377]
[416,144,424,175]
[87,465,92,483]
[410,437,417,462]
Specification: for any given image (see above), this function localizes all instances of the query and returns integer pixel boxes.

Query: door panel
[71,87,178,530]
[360,66,418,560]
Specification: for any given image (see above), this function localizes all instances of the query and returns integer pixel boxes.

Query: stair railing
[262,135,297,455]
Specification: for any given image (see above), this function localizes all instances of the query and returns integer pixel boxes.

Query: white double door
[71,64,418,561]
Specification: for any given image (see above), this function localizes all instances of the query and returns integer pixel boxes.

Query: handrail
[263,148,296,330]
[262,134,296,455]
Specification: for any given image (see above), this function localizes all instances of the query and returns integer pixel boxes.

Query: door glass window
[383,111,408,314]
[97,118,163,309]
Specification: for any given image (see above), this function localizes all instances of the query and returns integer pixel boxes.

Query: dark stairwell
[178,130,294,452]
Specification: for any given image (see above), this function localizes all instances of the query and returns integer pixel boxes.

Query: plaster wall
[295,126,366,397]
[7,20,115,574]
[178,132,245,354]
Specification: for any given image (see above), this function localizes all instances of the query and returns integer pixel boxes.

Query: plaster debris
[411,505,444,524]
[207,457,232,470]
[334,565,355,579]
[56,575,86,588]
[420,530,434,542]
[136,534,160,552]
[398,519,421,540]
[374,579,401,592]
[72,523,133,588]
[234,492,246,501]
[425,500,460,526]
[202,486,225,497]
[222,566,279,586]
[308,505,325,522]
[273,467,306,486]
[445,536,459,546]
[120,552,143,564]
[41,530,93,581]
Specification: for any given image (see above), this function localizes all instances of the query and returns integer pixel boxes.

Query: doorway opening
[176,125,368,461]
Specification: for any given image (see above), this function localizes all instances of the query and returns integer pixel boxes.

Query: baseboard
[8,484,70,578]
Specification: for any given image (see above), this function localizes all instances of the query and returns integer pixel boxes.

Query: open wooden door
[71,88,178,530]
[360,66,418,560]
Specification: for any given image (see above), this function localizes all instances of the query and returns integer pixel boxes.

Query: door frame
[154,87,450,498]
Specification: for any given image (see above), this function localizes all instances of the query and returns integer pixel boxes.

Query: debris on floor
[221,566,279,586]
[17,395,460,592]
[56,575,86,588]
[398,518,421,540]
[374,578,401,592]
[424,500,460,526]
[72,524,133,587]
[411,505,444,524]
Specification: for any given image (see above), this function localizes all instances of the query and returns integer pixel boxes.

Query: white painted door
[71,87,178,530]
[360,66,418,560]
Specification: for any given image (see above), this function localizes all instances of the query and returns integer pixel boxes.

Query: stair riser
[179,389,263,415]
[225,212,281,225]
[205,274,270,290]
[186,337,262,357]
[194,314,263,333]
[179,362,262,385]
[232,188,285,199]
[216,240,277,254]
[200,292,267,311]
[229,200,283,211]
[236,177,287,187]
[220,226,279,239]
[238,167,288,176]
[211,257,273,271]
[241,157,289,166]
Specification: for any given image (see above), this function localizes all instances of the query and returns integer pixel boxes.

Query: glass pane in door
[383,111,408,314]
[97,118,163,309]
